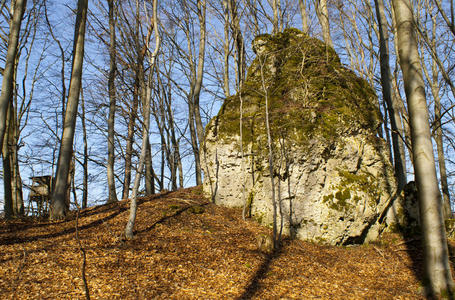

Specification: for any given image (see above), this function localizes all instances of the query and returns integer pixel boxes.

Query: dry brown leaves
[0,187,433,299]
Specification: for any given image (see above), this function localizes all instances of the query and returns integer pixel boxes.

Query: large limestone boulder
[203,29,402,245]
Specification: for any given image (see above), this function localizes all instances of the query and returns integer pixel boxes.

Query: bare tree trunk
[186,0,206,186]
[0,0,26,155]
[107,0,118,204]
[145,138,155,195]
[80,89,88,209]
[122,81,138,200]
[390,4,413,160]
[259,55,278,249]
[374,0,406,192]
[420,8,452,219]
[299,0,309,33]
[193,0,207,163]
[66,155,75,210]
[2,103,13,218]
[121,0,144,200]
[168,104,183,188]
[51,0,88,219]
[392,0,454,295]
[166,94,182,190]
[247,0,260,36]
[3,94,24,218]
[226,0,247,219]
[222,0,230,98]
[315,0,333,47]
[434,89,452,218]
[125,0,160,239]
[271,0,279,33]
[229,0,246,89]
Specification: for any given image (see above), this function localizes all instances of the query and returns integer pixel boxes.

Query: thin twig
[373,246,385,259]
[394,238,420,247]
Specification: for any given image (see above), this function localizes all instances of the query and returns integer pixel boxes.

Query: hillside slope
[0,187,430,298]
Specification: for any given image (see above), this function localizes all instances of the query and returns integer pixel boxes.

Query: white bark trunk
[299,0,309,34]
[315,0,333,47]
[392,0,454,295]
[125,0,160,239]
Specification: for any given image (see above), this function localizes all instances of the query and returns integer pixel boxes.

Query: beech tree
[299,0,309,33]
[314,0,332,47]
[392,0,454,295]
[374,0,406,191]
[107,0,118,203]
[0,0,26,154]
[51,0,88,219]
[125,0,160,239]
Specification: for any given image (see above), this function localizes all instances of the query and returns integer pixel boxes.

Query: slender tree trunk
[164,75,183,189]
[166,98,181,190]
[11,88,23,216]
[188,106,202,185]
[434,89,452,218]
[2,103,13,218]
[12,154,23,216]
[145,138,155,195]
[178,0,204,187]
[425,64,452,218]
[3,96,24,217]
[107,0,118,203]
[392,0,454,295]
[193,0,206,159]
[122,0,144,200]
[222,0,230,98]
[122,83,138,200]
[420,10,452,219]
[51,0,88,219]
[229,0,246,89]
[80,89,88,209]
[391,4,412,159]
[0,0,26,153]
[66,155,75,210]
[259,55,278,249]
[125,0,160,239]
[271,0,279,33]
[374,0,406,192]
[299,0,309,33]
[248,0,260,36]
[315,0,333,47]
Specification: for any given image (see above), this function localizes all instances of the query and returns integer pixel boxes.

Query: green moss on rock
[209,28,381,157]
[323,169,380,213]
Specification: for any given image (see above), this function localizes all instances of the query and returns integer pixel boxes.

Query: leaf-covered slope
[0,187,429,298]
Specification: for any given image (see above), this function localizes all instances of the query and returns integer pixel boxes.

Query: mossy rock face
[203,29,400,245]
[209,28,382,152]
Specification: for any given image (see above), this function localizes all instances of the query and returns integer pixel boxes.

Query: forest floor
[0,186,448,299]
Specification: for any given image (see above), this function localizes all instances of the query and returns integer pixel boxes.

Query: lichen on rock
[203,29,403,245]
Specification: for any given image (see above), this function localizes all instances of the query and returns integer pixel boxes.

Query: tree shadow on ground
[0,205,128,245]
[134,202,210,235]
[0,193,171,246]
[237,240,286,299]
[398,229,455,299]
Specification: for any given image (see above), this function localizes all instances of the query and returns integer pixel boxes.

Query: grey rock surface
[203,29,404,245]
